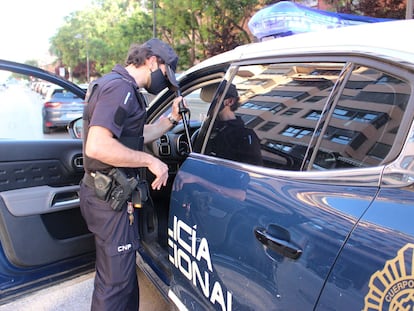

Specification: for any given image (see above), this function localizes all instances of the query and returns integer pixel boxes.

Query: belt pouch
[94,171,113,201]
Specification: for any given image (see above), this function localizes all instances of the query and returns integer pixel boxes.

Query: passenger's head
[223,84,240,112]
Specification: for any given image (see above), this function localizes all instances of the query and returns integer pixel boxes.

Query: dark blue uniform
[205,116,263,166]
[80,65,146,311]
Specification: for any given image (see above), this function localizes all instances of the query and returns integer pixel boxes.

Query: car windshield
[52,90,80,99]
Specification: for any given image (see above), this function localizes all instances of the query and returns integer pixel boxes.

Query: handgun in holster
[93,168,138,211]
[108,168,139,211]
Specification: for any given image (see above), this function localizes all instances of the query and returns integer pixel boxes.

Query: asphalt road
[0,84,70,139]
[0,266,172,311]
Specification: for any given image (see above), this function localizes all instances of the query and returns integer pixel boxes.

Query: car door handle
[48,188,80,211]
[254,227,302,260]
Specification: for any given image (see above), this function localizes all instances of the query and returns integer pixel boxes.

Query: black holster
[92,168,138,211]
[84,136,147,211]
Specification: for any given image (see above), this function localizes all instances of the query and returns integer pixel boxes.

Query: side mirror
[67,117,83,139]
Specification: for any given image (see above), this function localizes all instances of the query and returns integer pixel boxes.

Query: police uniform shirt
[84,65,146,174]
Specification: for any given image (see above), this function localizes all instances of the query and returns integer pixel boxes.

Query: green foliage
[324,0,405,18]
[25,60,39,68]
[155,0,258,64]
[49,0,405,81]
[357,0,406,19]
[50,0,152,82]
[50,0,266,79]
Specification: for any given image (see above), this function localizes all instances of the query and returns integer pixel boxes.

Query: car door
[0,60,95,302]
[316,186,414,311]
[166,57,413,310]
[315,74,414,309]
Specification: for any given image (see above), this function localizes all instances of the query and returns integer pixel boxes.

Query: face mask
[146,69,169,94]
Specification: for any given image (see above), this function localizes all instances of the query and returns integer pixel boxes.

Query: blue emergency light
[248,1,392,41]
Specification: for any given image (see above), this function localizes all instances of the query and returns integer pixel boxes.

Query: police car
[1,19,414,310]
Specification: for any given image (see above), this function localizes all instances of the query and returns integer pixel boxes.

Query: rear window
[51,89,79,99]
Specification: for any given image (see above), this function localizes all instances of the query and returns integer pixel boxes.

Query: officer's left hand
[171,96,187,122]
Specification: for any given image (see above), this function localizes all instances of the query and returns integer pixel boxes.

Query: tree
[49,0,272,75]
[153,0,260,66]
[48,0,407,79]
[200,0,257,57]
[357,0,406,19]
[323,0,405,18]
[25,60,39,67]
[50,0,152,82]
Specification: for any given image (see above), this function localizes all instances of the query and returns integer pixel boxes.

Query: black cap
[143,38,179,90]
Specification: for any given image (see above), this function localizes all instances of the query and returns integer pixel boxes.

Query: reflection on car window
[204,83,264,165]
[206,63,342,169]
[207,63,411,171]
[314,67,410,169]
[184,89,210,123]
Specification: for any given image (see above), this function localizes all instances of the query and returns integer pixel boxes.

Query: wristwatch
[168,115,179,126]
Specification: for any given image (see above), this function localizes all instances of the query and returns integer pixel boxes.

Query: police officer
[80,38,183,311]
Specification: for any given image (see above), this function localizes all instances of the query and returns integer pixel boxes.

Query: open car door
[0,60,95,303]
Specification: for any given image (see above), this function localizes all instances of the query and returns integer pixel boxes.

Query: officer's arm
[143,96,183,143]
[86,125,157,168]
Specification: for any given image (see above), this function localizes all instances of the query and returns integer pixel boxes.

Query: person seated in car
[174,84,262,203]
[205,83,263,166]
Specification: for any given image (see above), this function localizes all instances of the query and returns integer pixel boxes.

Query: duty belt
[82,168,145,189]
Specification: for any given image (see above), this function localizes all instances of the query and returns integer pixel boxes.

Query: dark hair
[125,43,154,66]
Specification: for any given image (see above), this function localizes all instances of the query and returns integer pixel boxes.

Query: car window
[204,62,343,169]
[150,87,212,125]
[50,89,80,100]
[203,62,411,171]
[312,67,410,170]
[184,89,210,122]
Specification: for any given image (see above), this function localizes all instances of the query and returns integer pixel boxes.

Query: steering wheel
[190,128,200,146]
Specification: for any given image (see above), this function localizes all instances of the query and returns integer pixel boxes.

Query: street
[0,83,69,140]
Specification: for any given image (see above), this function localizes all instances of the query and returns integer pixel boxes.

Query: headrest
[200,83,220,102]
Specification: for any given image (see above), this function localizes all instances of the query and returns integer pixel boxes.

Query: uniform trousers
[80,182,140,311]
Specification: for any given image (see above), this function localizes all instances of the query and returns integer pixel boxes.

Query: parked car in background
[42,85,85,133]
[2,19,414,310]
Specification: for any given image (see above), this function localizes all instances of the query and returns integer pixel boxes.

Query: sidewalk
[0,268,172,311]
[0,272,94,311]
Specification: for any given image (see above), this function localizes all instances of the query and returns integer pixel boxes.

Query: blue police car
[1,19,414,310]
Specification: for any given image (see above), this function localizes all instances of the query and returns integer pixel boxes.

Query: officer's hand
[148,158,169,190]
[171,96,187,122]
